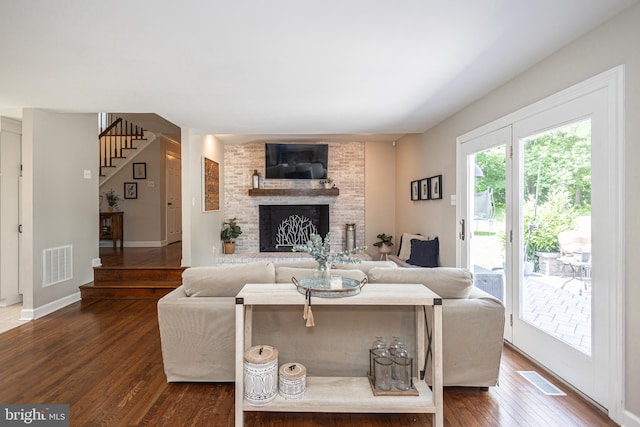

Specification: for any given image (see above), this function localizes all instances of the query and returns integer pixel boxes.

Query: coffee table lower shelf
[242,376,435,414]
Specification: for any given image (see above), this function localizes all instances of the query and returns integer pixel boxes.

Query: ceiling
[0,0,636,144]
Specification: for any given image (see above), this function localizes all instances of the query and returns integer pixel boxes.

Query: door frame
[165,149,182,245]
[456,65,624,422]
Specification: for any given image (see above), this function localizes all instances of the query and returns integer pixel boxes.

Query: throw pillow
[407,237,439,268]
[397,233,427,260]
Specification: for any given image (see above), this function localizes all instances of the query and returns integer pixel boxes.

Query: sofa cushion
[397,233,427,260]
[332,260,397,274]
[275,267,367,284]
[367,267,473,299]
[407,237,439,267]
[183,262,276,297]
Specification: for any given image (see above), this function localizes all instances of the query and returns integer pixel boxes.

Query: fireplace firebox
[259,205,329,252]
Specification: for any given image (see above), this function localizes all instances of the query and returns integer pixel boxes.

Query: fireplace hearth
[259,205,329,252]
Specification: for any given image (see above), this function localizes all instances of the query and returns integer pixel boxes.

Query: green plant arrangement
[373,233,394,259]
[220,218,242,242]
[292,232,367,270]
[372,233,394,248]
[220,218,242,254]
[524,189,577,260]
[104,189,121,211]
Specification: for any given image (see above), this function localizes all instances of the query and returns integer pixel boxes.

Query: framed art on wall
[430,175,442,200]
[202,156,220,211]
[419,178,430,200]
[124,182,137,199]
[133,162,146,179]
[411,180,419,201]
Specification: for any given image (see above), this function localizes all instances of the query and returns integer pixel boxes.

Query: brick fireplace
[223,141,365,253]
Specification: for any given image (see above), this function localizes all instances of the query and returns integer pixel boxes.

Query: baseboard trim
[626,410,640,427]
[99,240,166,248]
[20,292,81,320]
[126,240,166,248]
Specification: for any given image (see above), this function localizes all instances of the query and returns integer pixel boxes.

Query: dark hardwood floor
[3,245,612,426]
[0,297,616,426]
[99,242,183,268]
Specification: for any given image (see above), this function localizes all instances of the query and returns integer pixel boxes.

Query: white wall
[365,141,397,258]
[395,3,640,420]
[181,131,224,266]
[21,109,99,312]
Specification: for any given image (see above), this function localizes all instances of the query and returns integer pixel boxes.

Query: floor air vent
[43,245,73,287]
[518,371,566,396]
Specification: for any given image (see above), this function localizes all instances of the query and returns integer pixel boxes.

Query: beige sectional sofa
[157,260,505,387]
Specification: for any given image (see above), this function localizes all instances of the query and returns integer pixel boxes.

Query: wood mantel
[248,188,339,197]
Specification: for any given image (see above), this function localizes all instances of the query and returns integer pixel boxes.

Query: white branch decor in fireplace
[275,215,318,249]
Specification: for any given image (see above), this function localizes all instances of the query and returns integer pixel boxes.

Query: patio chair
[558,230,591,294]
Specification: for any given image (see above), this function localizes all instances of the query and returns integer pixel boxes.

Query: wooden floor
[0,298,616,426]
[99,242,183,267]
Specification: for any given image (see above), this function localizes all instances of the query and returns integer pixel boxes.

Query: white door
[0,122,22,306]
[166,151,182,245]
[457,127,512,339]
[511,89,609,406]
[458,69,623,418]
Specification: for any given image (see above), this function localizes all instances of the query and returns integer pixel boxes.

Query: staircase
[89,114,178,300]
[80,266,185,299]
[98,113,155,185]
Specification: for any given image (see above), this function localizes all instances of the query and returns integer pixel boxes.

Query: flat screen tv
[265,143,328,179]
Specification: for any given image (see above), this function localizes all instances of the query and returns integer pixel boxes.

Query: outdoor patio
[523,273,591,355]
[475,269,592,356]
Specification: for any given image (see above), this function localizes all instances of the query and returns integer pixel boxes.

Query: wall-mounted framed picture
[124,182,137,199]
[419,178,430,200]
[202,156,220,212]
[430,175,443,200]
[411,180,420,201]
[133,162,146,179]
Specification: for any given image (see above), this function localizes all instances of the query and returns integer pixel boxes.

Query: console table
[234,283,443,426]
[99,211,123,249]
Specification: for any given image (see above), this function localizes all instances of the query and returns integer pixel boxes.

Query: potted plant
[373,233,394,259]
[104,189,121,212]
[220,217,242,254]
[524,189,576,274]
[319,178,334,189]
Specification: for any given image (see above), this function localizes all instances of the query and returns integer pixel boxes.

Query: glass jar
[389,336,401,357]
[373,347,393,391]
[371,336,386,356]
[393,343,412,391]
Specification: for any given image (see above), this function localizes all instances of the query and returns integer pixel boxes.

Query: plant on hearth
[220,218,242,242]
[220,218,242,255]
